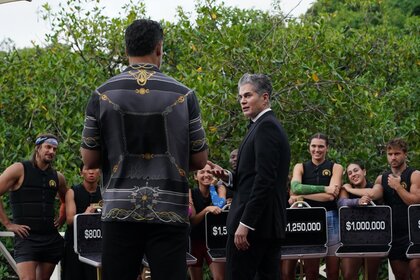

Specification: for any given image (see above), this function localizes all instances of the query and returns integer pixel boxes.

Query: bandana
[35,136,59,147]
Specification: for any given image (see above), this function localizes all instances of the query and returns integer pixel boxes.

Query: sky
[0,0,314,49]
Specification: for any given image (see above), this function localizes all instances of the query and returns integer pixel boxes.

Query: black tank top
[190,187,212,241]
[381,167,415,236]
[64,184,102,243]
[302,160,337,211]
[10,161,59,233]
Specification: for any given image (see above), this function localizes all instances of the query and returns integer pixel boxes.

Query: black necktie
[247,120,254,129]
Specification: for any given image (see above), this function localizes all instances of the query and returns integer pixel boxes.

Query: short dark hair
[125,19,163,57]
[346,160,365,171]
[386,138,408,153]
[238,73,272,98]
[309,133,329,146]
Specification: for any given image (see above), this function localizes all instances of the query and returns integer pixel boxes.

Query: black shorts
[14,231,64,264]
[388,234,409,261]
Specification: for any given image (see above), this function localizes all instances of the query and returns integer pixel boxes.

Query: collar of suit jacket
[251,108,272,123]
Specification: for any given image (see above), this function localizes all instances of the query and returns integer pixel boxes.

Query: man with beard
[0,133,67,280]
[367,138,420,280]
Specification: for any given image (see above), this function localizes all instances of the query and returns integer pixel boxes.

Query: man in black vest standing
[0,133,67,280]
[209,73,290,279]
[369,138,420,280]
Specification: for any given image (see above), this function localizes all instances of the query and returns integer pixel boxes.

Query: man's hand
[6,223,30,238]
[207,161,229,182]
[388,174,402,190]
[234,223,250,251]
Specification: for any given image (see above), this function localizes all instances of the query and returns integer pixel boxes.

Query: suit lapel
[236,111,273,170]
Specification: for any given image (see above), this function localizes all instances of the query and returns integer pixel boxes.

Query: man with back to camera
[80,19,208,280]
[209,73,290,279]
[0,133,67,280]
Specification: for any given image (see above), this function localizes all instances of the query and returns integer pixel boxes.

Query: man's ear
[155,41,163,57]
[263,92,270,106]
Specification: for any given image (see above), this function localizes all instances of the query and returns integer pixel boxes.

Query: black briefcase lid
[281,207,328,260]
[336,206,392,257]
[406,204,420,258]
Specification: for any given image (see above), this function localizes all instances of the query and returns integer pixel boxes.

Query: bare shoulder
[7,162,24,173]
[293,163,303,172]
[65,188,75,200]
[333,163,344,172]
[56,172,68,192]
[291,163,304,182]
[0,162,24,192]
[410,170,420,184]
[57,171,66,183]
[374,174,383,185]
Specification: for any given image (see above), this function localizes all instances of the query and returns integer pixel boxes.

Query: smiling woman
[338,161,383,280]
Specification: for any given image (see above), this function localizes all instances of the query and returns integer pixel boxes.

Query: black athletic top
[302,160,337,211]
[64,183,102,244]
[10,161,59,233]
[381,167,416,238]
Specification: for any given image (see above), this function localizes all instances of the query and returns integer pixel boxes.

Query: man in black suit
[209,73,290,279]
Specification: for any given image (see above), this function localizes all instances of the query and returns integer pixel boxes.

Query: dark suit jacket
[227,110,290,239]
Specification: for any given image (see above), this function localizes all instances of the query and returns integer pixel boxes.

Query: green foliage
[0,0,145,184]
[1,0,417,181]
[162,0,419,178]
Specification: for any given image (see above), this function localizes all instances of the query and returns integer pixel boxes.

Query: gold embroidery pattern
[104,208,188,223]
[191,138,207,152]
[136,88,150,95]
[170,95,185,107]
[82,136,100,148]
[129,69,155,86]
[100,94,115,106]
[162,94,188,116]
[111,158,122,175]
[141,153,154,160]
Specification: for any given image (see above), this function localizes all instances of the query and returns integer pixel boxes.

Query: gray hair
[238,73,272,97]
